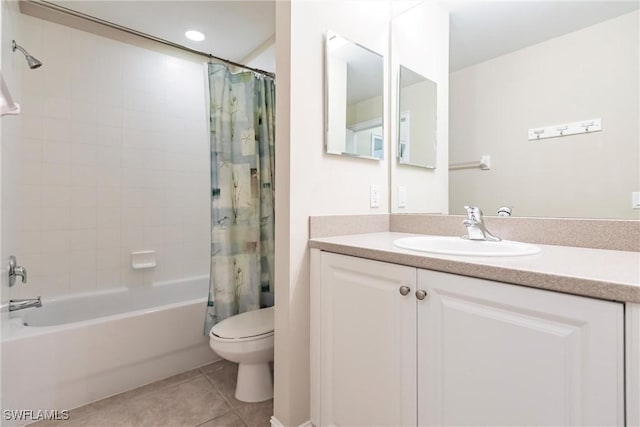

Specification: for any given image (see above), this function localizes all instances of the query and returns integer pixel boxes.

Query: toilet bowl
[209,306,274,402]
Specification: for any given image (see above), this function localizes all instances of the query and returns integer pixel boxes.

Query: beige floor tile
[197,411,247,427]
[29,363,273,427]
[43,376,230,427]
[67,368,204,422]
[200,361,246,409]
[235,400,273,427]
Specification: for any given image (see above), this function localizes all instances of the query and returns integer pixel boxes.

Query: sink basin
[393,236,541,257]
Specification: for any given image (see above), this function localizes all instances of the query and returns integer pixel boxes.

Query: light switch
[398,186,407,208]
[370,184,380,208]
[633,192,640,209]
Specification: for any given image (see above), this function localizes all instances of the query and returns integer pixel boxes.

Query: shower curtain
[204,63,275,333]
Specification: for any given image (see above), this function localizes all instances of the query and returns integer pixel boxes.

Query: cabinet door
[320,252,417,427]
[417,269,624,427]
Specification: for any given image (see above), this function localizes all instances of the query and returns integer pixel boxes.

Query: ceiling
[45,1,639,74]
[446,1,640,71]
[47,0,276,71]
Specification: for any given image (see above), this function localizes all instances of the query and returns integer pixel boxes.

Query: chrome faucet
[9,296,42,312]
[462,206,501,241]
[8,256,27,286]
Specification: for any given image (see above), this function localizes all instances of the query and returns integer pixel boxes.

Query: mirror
[390,2,640,219]
[325,31,384,160]
[398,65,437,168]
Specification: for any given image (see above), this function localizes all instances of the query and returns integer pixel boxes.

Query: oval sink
[393,236,541,257]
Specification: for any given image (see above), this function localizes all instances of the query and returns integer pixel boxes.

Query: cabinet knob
[415,289,427,300]
[399,285,411,296]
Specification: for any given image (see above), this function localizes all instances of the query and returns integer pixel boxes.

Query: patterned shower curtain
[204,63,275,333]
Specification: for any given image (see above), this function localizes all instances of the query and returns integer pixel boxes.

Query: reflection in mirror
[398,65,437,168]
[325,31,384,160]
[447,4,639,219]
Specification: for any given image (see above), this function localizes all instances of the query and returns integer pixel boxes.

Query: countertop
[309,232,640,303]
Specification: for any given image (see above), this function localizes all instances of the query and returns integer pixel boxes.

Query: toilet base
[235,362,273,403]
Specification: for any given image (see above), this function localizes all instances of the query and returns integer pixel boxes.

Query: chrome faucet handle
[497,206,513,216]
[8,256,27,287]
[464,206,482,222]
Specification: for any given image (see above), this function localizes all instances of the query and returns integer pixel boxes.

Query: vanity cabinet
[314,251,625,426]
[318,252,417,426]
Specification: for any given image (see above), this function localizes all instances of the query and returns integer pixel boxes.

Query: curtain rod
[26,0,276,78]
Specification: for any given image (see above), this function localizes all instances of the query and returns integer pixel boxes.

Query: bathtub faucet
[9,296,42,312]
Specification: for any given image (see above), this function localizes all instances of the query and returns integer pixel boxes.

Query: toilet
[209,306,274,402]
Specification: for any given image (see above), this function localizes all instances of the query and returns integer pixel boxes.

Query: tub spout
[9,296,42,312]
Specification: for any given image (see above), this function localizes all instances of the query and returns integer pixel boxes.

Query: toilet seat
[210,306,274,341]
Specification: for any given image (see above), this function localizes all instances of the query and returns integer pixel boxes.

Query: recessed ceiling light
[185,30,205,42]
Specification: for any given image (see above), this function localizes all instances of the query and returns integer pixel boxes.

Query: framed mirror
[398,65,437,168]
[325,31,384,160]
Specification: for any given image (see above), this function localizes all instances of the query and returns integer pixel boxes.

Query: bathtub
[1,276,217,426]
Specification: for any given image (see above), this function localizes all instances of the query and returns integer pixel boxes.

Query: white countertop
[309,232,640,303]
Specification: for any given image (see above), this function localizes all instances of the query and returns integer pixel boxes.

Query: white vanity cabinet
[312,251,625,427]
[417,269,624,427]
[317,252,417,426]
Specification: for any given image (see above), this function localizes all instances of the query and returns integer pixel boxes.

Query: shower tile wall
[11,14,210,299]
[1,0,23,306]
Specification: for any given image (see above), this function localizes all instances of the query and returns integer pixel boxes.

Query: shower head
[12,40,43,69]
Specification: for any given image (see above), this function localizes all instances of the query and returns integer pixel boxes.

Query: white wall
[10,14,210,300]
[274,1,393,425]
[449,10,640,219]
[390,2,450,213]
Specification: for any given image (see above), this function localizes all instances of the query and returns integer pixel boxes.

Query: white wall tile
[42,141,71,164]
[43,118,72,141]
[20,185,41,208]
[69,269,97,293]
[71,102,98,125]
[96,166,121,187]
[14,14,209,299]
[71,78,98,103]
[70,123,98,145]
[96,269,120,290]
[97,126,122,146]
[41,230,70,253]
[19,231,41,254]
[70,165,97,186]
[69,229,97,249]
[41,207,71,230]
[96,186,121,208]
[21,139,42,161]
[21,115,43,139]
[97,207,121,228]
[42,96,72,120]
[19,161,42,186]
[96,228,121,249]
[69,207,97,229]
[41,186,71,208]
[96,248,120,271]
[71,144,98,165]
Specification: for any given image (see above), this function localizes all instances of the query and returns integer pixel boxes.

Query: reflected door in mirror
[397,65,437,168]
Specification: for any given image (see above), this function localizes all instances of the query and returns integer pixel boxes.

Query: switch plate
[398,186,407,208]
[633,192,640,209]
[370,184,380,208]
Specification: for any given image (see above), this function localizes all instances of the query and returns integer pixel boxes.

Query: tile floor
[31,360,273,427]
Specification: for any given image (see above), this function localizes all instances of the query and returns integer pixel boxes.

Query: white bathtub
[1,276,217,426]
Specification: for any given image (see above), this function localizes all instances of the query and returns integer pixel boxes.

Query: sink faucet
[462,206,501,241]
[9,296,42,312]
